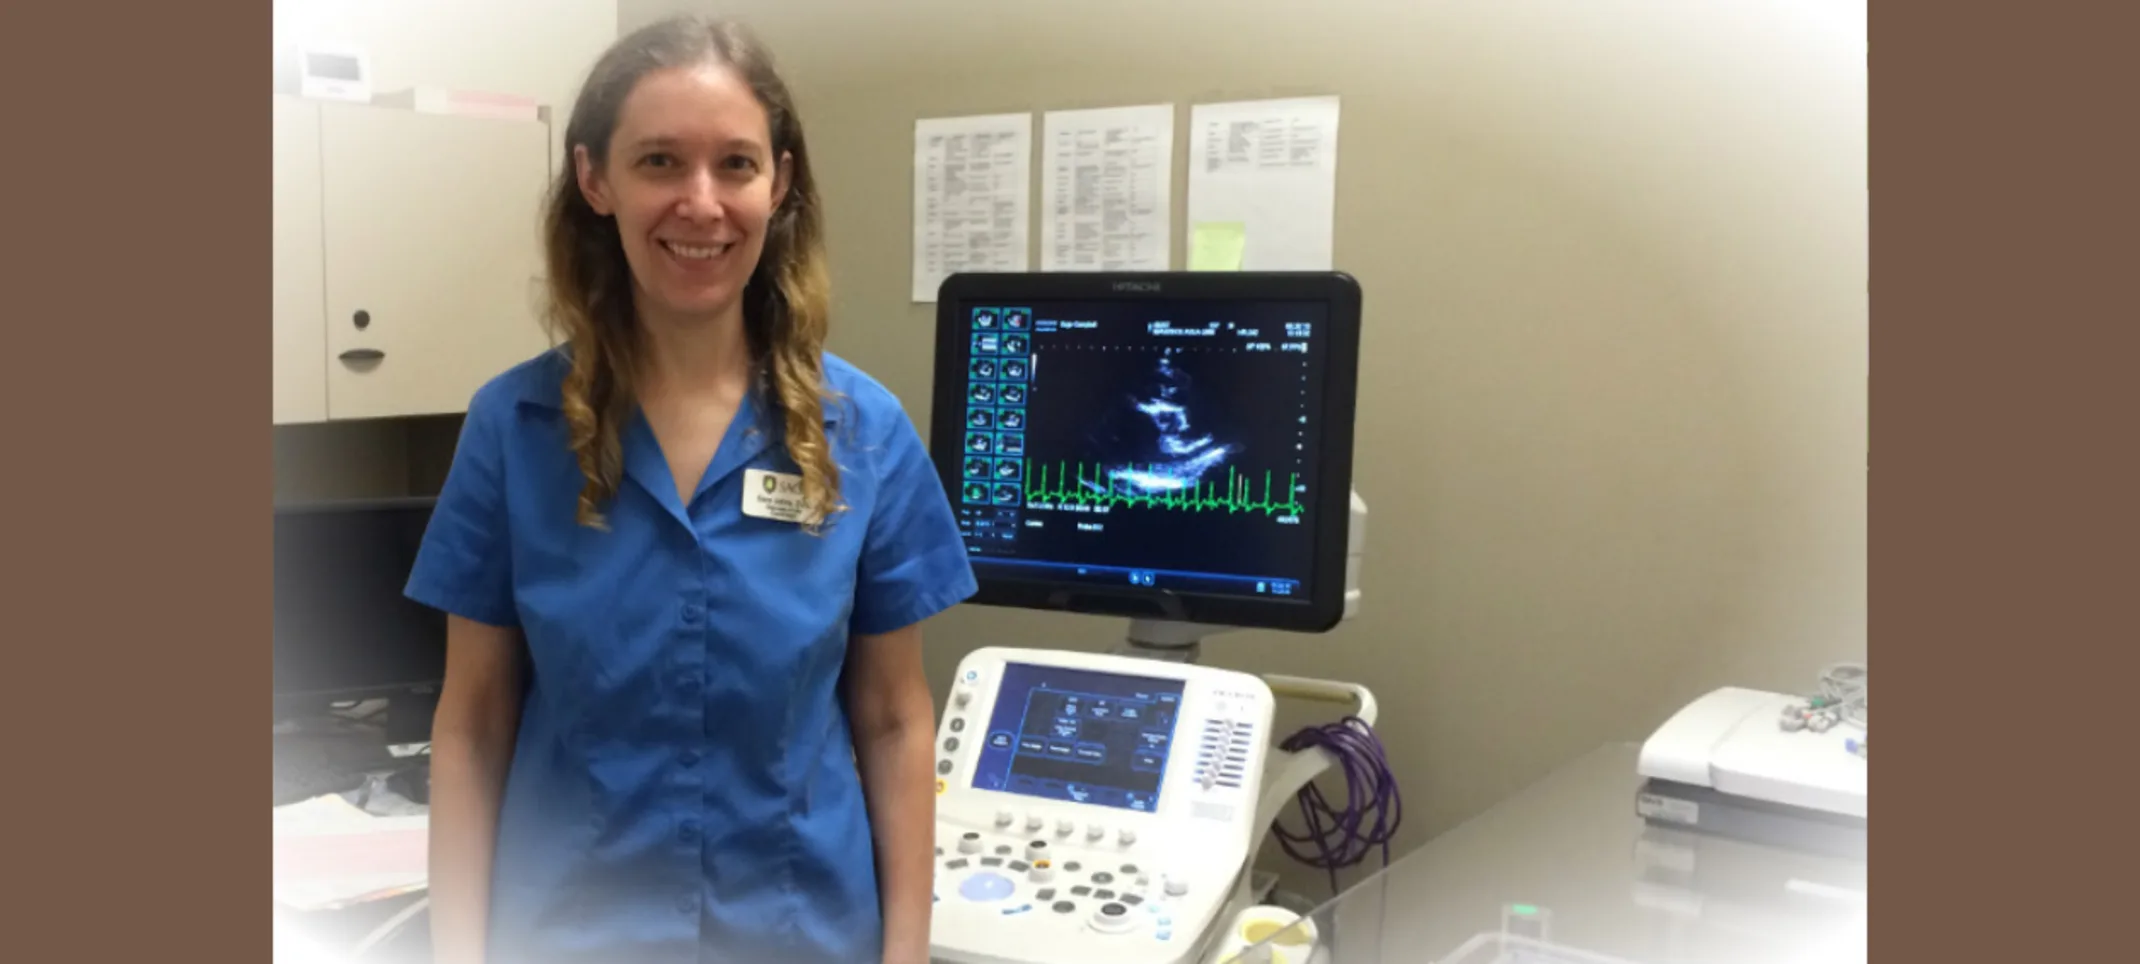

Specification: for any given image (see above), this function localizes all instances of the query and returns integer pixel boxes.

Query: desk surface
[1248,743,1866,964]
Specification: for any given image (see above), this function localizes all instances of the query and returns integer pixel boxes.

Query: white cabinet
[273,96,328,424]
[273,95,553,424]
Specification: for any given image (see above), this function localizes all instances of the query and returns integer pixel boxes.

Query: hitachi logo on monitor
[1111,280,1163,292]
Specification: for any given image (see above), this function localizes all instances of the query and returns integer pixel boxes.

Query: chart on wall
[1186,96,1342,271]
[913,112,1034,302]
[1040,104,1174,273]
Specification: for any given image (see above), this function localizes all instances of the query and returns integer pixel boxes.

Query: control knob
[1028,859,1055,883]
[957,832,983,855]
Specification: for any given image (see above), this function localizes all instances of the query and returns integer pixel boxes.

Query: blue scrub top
[404,348,977,964]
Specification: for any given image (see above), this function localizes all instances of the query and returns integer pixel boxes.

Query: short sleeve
[404,386,520,628]
[849,406,978,637]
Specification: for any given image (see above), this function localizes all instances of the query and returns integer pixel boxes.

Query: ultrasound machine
[921,272,1377,964]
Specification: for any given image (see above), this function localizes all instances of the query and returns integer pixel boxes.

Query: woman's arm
[843,623,939,964]
[428,614,527,964]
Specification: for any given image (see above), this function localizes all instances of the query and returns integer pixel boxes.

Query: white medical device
[923,273,1380,964]
[928,646,1275,964]
[1636,684,1868,858]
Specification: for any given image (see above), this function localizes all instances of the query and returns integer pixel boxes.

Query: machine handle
[339,348,385,363]
[1260,673,1378,729]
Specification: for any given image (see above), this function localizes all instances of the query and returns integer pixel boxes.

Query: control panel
[928,647,1275,964]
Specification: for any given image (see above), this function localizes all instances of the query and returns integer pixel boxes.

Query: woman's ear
[574,144,614,216]
[772,150,794,211]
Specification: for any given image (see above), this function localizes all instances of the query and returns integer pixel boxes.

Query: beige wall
[271,0,617,504]
[624,0,1867,891]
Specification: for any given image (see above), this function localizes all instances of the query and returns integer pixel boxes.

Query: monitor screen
[273,498,446,706]
[932,273,1360,632]
[970,661,1186,812]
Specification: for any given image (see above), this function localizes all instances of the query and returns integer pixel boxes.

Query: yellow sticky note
[1189,222,1247,271]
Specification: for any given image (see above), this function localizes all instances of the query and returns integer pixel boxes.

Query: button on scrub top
[404,348,978,964]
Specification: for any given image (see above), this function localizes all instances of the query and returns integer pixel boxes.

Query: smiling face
[574,64,792,328]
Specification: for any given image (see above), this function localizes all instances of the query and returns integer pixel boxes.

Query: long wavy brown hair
[541,15,840,531]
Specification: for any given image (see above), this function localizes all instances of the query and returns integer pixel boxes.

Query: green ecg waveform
[1024,461,1305,516]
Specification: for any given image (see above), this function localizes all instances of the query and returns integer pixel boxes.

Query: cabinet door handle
[339,348,385,363]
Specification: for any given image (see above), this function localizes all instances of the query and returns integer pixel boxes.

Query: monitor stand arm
[1115,619,1238,663]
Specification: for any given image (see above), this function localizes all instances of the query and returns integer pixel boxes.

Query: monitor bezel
[930,271,1362,633]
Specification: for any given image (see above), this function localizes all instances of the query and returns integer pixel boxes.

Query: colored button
[958,872,1016,903]
[945,859,969,870]
[950,718,967,733]
[1053,901,1077,914]
[1091,872,1115,885]
[1071,886,1092,897]
[1035,888,1056,901]
[981,857,1003,867]
[1123,894,1144,906]
[944,737,961,752]
[1094,889,1116,900]
[937,760,953,775]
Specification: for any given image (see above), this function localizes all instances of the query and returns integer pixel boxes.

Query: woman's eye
[640,153,675,169]
[723,155,759,172]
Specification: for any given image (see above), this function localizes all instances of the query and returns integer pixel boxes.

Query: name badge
[742,469,820,524]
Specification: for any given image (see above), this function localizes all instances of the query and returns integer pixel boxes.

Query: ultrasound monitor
[929,272,1362,634]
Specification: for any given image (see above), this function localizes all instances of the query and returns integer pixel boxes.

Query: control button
[954,689,973,708]
[935,847,943,857]
[1122,894,1145,906]
[937,760,953,775]
[995,845,1014,856]
[958,872,1015,903]
[1028,859,1055,883]
[1026,840,1049,861]
[1091,872,1115,885]
[1009,860,1030,872]
[681,605,703,624]
[1094,889,1117,900]
[943,737,961,752]
[958,832,982,855]
[1136,874,1151,888]
[1056,819,1075,837]
[1087,824,1106,842]
[1053,901,1077,914]
[1121,864,1140,875]
[1063,861,1083,872]
[1070,886,1093,897]
[1035,888,1056,901]
[1118,829,1137,846]
[1165,877,1189,897]
[995,810,1015,828]
[1026,814,1044,833]
[950,718,967,733]
[1157,930,1173,941]
[1090,902,1135,934]
[981,857,1004,867]
[945,858,970,870]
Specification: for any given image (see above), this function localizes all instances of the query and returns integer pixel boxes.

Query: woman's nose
[675,168,723,221]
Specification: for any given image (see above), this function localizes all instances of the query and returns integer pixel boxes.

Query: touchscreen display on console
[972,662,1185,812]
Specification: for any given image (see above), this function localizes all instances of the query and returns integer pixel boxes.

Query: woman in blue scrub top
[405,16,975,964]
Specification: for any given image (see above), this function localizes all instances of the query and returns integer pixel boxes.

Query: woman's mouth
[661,239,734,263]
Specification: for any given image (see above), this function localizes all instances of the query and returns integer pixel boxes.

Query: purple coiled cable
[1272,716,1403,894]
